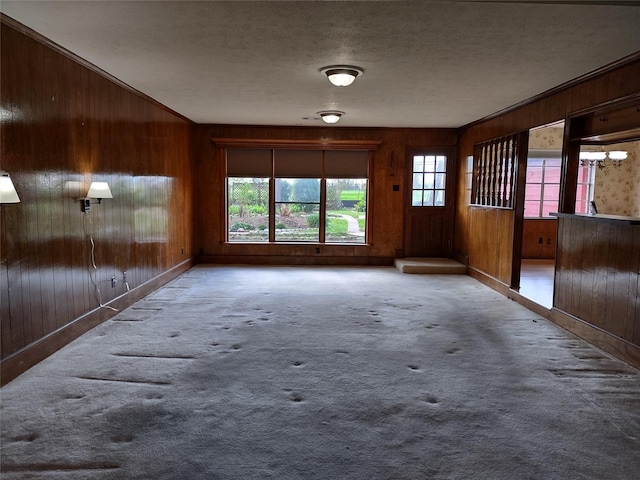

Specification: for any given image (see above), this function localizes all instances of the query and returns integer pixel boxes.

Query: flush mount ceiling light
[318,110,345,124]
[320,65,363,87]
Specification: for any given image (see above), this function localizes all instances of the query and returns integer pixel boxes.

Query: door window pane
[411,153,447,208]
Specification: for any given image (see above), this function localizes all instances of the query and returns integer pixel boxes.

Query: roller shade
[324,150,369,178]
[227,148,370,178]
[274,150,322,177]
[226,148,272,176]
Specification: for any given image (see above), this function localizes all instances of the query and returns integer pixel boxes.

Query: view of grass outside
[228,178,366,243]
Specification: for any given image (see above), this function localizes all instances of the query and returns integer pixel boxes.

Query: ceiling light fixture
[318,110,345,124]
[320,65,363,87]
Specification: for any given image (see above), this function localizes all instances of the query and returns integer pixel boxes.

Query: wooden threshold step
[394,257,467,274]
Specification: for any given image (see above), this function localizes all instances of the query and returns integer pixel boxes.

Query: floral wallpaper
[593,140,640,217]
[528,124,640,218]
[528,126,564,150]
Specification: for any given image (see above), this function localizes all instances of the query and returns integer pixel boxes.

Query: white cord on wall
[83,212,118,312]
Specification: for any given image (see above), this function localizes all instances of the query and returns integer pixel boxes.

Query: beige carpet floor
[1,265,639,479]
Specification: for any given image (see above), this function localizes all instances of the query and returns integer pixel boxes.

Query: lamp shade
[608,151,627,161]
[0,171,20,203]
[579,151,606,161]
[318,110,344,124]
[320,65,363,87]
[86,181,113,199]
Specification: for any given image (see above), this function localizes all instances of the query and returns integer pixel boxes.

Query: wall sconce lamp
[318,110,345,124]
[80,181,113,212]
[320,65,364,87]
[0,171,20,203]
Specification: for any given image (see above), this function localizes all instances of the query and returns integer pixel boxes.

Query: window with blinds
[226,148,370,244]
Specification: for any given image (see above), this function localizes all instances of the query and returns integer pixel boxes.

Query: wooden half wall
[0,18,195,384]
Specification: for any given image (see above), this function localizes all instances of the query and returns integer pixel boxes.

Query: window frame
[216,138,380,246]
[524,150,562,218]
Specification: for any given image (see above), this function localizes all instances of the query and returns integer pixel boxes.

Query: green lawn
[339,190,366,201]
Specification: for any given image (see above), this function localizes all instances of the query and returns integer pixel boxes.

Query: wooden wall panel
[554,215,640,350]
[193,125,458,263]
[522,219,557,259]
[0,20,194,382]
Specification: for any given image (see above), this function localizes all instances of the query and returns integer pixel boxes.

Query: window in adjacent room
[524,151,561,217]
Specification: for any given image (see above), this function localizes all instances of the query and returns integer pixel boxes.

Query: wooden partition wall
[455,56,640,285]
[0,18,194,384]
[455,55,640,367]
[193,125,458,265]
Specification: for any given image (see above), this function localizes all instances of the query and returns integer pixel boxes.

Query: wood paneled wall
[522,219,557,259]
[553,215,639,366]
[193,125,457,264]
[454,55,640,367]
[455,57,640,285]
[0,20,194,383]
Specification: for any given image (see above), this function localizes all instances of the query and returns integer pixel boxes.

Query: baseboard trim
[467,266,511,296]
[468,266,639,370]
[1,259,195,386]
[198,255,395,266]
[549,308,640,370]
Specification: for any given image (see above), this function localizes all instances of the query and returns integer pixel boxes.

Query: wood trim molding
[461,51,640,131]
[1,259,195,386]
[469,265,639,370]
[198,255,394,266]
[0,13,194,125]
[212,138,382,150]
[550,308,640,370]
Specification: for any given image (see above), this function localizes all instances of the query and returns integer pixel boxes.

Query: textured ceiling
[1,1,639,128]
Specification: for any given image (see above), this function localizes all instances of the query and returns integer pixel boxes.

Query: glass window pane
[436,156,447,172]
[526,183,542,201]
[424,173,435,190]
[412,191,423,206]
[423,190,434,206]
[424,156,436,173]
[275,178,293,202]
[412,173,423,190]
[413,156,424,173]
[275,202,319,242]
[543,184,560,202]
[543,166,561,183]
[435,173,446,189]
[278,178,320,203]
[526,165,543,182]
[434,190,445,206]
[227,177,269,243]
[326,179,366,244]
[542,201,558,217]
[524,200,540,217]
